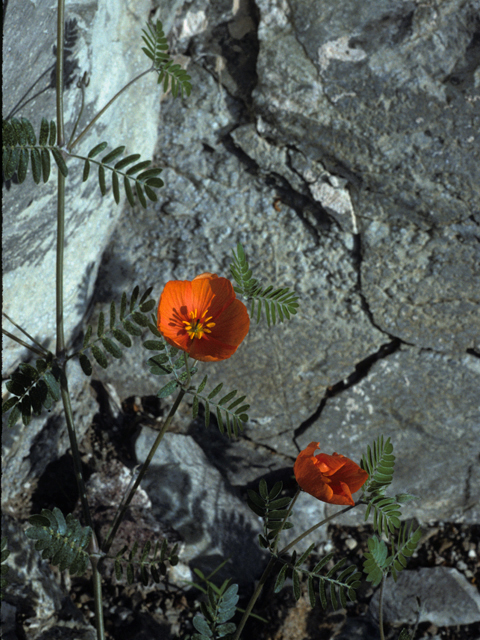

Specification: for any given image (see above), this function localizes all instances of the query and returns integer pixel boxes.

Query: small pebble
[345,538,357,550]
[468,548,477,559]
[456,560,468,571]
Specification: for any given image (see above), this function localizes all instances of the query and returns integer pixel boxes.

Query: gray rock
[370,567,480,626]
[135,429,266,583]
[2,0,163,374]
[298,346,480,525]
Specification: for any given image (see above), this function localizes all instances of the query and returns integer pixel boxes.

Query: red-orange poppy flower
[294,442,368,506]
[157,273,250,362]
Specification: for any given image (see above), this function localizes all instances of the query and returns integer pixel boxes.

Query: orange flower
[294,442,368,506]
[157,273,250,362]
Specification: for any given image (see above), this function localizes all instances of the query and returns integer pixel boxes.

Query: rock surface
[370,566,480,626]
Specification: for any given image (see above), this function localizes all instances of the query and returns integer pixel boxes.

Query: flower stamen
[183,308,216,340]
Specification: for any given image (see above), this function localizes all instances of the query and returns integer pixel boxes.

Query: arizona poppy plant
[294,442,368,506]
[157,273,250,362]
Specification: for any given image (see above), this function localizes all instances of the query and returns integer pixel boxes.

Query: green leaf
[102,337,123,359]
[124,174,135,206]
[274,563,288,593]
[88,142,108,158]
[51,147,68,177]
[79,354,93,376]
[112,170,120,203]
[113,328,132,348]
[44,371,60,401]
[115,153,141,170]
[83,159,90,181]
[123,320,142,336]
[40,147,50,182]
[31,147,42,183]
[102,146,126,164]
[98,164,106,195]
[157,379,178,398]
[48,120,56,146]
[208,383,223,399]
[39,118,49,146]
[91,344,108,369]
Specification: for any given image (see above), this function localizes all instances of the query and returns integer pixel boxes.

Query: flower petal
[294,442,368,506]
[157,273,250,361]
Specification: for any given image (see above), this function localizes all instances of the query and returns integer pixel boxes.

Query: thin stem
[272,489,300,555]
[102,387,186,554]
[378,574,386,640]
[279,502,356,555]
[1,328,47,358]
[2,312,50,354]
[68,68,152,151]
[55,1,103,637]
[233,498,357,639]
[232,556,278,640]
[67,72,89,148]
[56,0,65,148]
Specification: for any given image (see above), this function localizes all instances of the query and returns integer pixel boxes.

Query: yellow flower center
[182,308,216,340]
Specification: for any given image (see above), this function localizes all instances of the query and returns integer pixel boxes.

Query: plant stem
[279,503,356,555]
[379,575,386,640]
[272,490,300,555]
[2,312,50,355]
[55,1,104,637]
[102,387,186,554]
[233,499,357,639]
[68,68,152,151]
[1,328,47,357]
[232,556,278,640]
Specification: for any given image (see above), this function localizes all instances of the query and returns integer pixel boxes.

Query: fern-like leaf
[365,494,402,538]
[141,20,192,98]
[192,583,238,640]
[363,535,389,587]
[114,538,179,586]
[25,508,92,576]
[2,357,61,428]
[390,522,422,582]
[2,117,68,183]
[230,243,299,327]
[247,480,293,550]
[77,144,164,208]
[361,435,395,494]
[187,374,249,437]
[75,285,155,374]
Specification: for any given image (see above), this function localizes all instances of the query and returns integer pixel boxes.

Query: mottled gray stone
[370,567,480,625]
[135,429,266,583]
[253,0,480,353]
[2,0,163,374]
[298,347,480,525]
[361,219,480,353]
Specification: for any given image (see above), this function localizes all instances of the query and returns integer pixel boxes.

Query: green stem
[68,68,152,151]
[279,503,356,555]
[232,556,278,640]
[272,489,300,555]
[102,387,186,554]
[233,498,357,639]
[379,575,385,640]
[55,1,104,637]
[1,328,47,358]
[2,312,50,355]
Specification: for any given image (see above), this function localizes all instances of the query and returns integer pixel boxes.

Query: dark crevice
[221,131,331,241]
[466,348,480,359]
[293,338,402,445]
